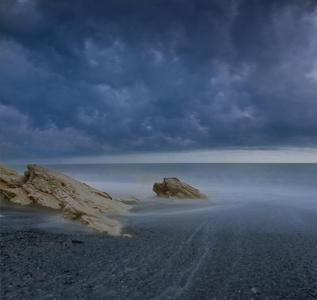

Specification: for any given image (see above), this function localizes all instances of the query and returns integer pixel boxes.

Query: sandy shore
[1,202,317,299]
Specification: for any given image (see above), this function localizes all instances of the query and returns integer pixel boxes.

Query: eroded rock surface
[153,177,207,199]
[0,165,32,205]
[0,164,130,235]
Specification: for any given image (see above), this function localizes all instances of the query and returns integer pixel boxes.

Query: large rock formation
[153,177,207,199]
[0,164,131,236]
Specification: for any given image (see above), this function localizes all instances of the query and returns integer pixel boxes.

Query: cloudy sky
[1,0,317,163]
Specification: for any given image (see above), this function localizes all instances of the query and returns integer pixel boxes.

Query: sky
[1,0,317,163]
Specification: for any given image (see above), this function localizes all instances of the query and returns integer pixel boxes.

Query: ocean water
[41,162,317,207]
[4,163,316,234]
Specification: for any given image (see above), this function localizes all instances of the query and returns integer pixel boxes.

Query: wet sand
[1,202,317,299]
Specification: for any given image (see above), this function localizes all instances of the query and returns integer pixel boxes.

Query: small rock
[153,177,207,199]
[115,197,140,205]
[251,287,258,294]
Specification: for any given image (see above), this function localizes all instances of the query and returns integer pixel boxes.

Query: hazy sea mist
[4,163,316,234]
[39,163,317,205]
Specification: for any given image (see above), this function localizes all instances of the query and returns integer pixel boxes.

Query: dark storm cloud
[1,0,317,159]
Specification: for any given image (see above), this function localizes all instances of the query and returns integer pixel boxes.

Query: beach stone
[0,164,131,235]
[153,177,207,199]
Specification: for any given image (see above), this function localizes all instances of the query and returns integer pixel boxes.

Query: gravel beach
[1,201,317,300]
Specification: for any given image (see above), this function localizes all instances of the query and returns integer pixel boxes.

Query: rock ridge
[0,164,131,236]
[153,177,207,199]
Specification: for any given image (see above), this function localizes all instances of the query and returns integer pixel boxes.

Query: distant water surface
[39,163,317,204]
[4,163,317,232]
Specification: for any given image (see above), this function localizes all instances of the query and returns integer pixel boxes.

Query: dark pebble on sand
[71,239,84,244]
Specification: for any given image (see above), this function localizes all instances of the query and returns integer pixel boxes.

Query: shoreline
[1,203,317,299]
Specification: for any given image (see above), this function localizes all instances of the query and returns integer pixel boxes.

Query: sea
[4,163,317,234]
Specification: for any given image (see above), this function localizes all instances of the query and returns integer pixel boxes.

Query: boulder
[0,164,131,235]
[153,177,207,199]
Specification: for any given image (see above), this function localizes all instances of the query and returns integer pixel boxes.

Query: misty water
[3,163,317,234]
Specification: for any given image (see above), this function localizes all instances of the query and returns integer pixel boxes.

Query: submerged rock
[153,177,207,199]
[0,164,131,236]
[114,197,140,205]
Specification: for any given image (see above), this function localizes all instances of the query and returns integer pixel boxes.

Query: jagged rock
[114,197,140,205]
[0,164,131,235]
[0,165,32,205]
[61,202,122,236]
[0,165,25,188]
[153,177,207,199]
